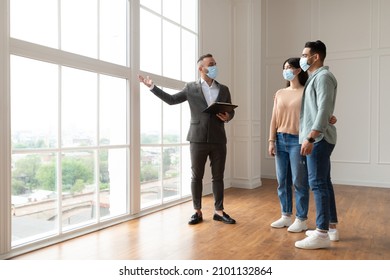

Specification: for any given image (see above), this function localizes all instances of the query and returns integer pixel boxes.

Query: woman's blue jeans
[275,133,309,220]
[306,139,338,230]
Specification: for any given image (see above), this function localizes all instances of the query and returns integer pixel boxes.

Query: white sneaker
[295,233,331,249]
[306,229,339,241]
[287,219,308,233]
[328,229,339,241]
[270,216,292,228]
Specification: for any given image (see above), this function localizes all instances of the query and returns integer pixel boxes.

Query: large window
[10,57,129,245]
[139,0,198,209]
[2,0,198,257]
[11,0,127,65]
[10,0,129,247]
[140,0,198,80]
[140,87,192,208]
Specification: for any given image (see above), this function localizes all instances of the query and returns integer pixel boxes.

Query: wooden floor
[12,178,390,260]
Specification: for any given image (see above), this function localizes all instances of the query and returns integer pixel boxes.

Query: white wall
[198,0,234,193]
[261,0,390,187]
[201,0,390,188]
[200,0,263,189]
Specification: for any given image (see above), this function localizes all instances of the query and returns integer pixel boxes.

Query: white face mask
[282,69,296,81]
[299,57,310,72]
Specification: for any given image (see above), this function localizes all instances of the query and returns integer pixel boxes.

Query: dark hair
[283,57,308,87]
[197,53,213,64]
[304,40,326,61]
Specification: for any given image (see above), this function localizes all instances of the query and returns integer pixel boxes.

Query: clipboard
[202,102,238,114]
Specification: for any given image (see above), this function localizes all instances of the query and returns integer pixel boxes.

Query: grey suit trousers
[190,142,227,210]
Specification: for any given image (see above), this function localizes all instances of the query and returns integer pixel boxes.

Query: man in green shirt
[295,40,339,249]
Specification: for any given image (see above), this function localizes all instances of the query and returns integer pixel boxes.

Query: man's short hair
[197,53,213,64]
[305,40,326,61]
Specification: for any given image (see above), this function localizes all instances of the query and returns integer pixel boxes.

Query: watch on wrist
[306,137,315,143]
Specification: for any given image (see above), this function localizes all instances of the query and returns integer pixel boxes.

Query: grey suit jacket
[150,80,235,144]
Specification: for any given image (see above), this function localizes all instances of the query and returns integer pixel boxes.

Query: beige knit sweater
[268,87,303,142]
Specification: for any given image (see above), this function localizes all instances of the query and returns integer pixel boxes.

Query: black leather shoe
[188,212,203,225]
[213,211,236,224]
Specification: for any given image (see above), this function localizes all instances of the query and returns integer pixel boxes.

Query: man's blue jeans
[306,139,338,230]
[275,133,309,220]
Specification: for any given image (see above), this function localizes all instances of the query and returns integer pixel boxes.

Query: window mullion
[57,65,63,234]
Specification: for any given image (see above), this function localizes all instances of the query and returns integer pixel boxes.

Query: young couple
[269,40,339,250]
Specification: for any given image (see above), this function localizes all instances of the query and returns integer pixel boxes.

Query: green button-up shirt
[299,66,337,144]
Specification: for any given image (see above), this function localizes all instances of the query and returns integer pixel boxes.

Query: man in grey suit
[138,53,236,225]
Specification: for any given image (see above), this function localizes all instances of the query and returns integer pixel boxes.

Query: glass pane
[100,0,128,65]
[62,151,96,229]
[163,0,180,23]
[141,147,161,209]
[12,153,58,246]
[182,0,198,32]
[100,148,128,219]
[140,0,161,14]
[10,0,58,48]
[61,0,98,58]
[163,89,180,144]
[140,86,161,144]
[163,20,181,79]
[140,8,162,74]
[181,145,191,197]
[182,30,197,82]
[163,146,180,202]
[181,100,190,143]
[61,67,97,147]
[99,75,127,145]
[11,56,58,149]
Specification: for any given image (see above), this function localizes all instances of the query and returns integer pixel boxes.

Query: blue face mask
[283,69,295,81]
[300,54,317,72]
[299,57,310,72]
[206,65,218,79]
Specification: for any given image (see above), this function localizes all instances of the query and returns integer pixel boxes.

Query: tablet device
[202,102,238,114]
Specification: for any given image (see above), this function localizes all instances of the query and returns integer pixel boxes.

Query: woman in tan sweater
[269,57,310,232]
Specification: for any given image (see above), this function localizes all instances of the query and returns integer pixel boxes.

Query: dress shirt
[201,78,219,106]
